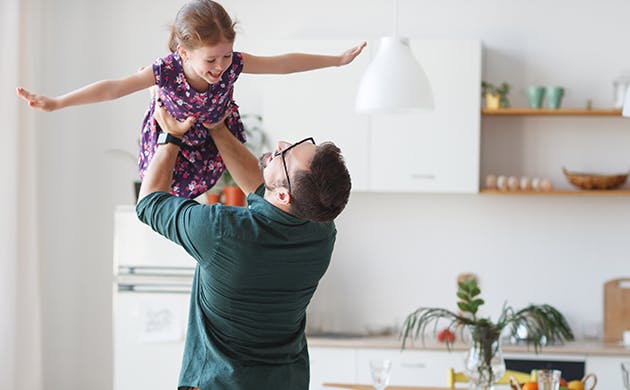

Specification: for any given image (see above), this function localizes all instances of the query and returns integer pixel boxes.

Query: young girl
[17,0,366,199]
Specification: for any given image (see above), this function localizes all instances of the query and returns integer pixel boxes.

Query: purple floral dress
[138,51,246,198]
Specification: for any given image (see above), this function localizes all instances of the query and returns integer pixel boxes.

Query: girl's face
[181,40,234,85]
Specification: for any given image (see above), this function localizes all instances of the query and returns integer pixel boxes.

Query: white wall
[24,0,630,389]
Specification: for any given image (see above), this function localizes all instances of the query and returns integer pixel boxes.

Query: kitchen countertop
[307,335,630,356]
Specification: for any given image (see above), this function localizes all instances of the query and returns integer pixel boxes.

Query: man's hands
[16,87,60,112]
[201,105,234,133]
[153,98,195,139]
[338,41,367,66]
[153,96,233,139]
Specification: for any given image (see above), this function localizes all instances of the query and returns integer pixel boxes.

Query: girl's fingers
[16,87,30,99]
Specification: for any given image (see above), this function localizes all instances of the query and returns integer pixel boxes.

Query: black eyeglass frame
[273,137,316,196]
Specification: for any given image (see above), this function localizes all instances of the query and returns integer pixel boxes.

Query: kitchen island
[306,335,630,390]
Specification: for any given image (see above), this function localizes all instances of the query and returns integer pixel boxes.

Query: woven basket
[563,167,629,190]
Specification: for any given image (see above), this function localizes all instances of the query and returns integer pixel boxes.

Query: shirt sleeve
[135,192,222,266]
[232,51,244,76]
[152,55,168,88]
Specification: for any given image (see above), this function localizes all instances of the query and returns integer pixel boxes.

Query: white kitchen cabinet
[369,40,481,193]
[309,347,357,390]
[261,39,481,193]
[585,355,628,390]
[355,348,466,387]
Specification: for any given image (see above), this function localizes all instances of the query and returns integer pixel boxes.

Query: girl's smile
[180,40,234,88]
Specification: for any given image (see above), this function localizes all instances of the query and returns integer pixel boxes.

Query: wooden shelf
[481,108,623,116]
[480,189,630,196]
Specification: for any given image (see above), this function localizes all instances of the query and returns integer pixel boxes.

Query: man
[136,101,351,390]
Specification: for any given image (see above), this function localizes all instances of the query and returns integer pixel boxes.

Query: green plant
[401,278,574,384]
[481,81,511,108]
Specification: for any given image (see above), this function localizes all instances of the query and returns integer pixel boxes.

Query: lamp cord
[393,0,399,38]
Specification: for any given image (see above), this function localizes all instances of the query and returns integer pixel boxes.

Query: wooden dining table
[323,384,448,390]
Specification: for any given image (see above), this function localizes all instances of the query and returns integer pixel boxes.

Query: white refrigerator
[113,206,195,390]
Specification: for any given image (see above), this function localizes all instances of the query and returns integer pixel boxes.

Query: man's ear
[271,187,291,206]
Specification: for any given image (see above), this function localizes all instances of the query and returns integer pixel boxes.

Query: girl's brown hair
[168,0,236,52]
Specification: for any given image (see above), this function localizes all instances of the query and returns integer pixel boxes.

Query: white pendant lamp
[623,85,630,117]
[356,1,433,113]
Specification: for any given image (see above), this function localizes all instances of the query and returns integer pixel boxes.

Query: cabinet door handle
[410,174,436,180]
[400,362,426,368]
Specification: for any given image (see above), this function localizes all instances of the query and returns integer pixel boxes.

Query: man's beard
[259,153,275,192]
[258,152,287,192]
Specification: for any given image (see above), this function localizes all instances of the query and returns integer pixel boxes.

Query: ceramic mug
[546,86,565,109]
[527,86,545,109]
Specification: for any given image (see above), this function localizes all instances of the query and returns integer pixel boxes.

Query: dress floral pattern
[138,51,246,198]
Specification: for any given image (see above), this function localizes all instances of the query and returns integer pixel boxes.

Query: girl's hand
[339,41,367,66]
[202,107,234,132]
[16,87,60,112]
[154,98,195,139]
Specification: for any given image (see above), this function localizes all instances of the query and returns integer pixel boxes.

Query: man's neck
[263,191,292,215]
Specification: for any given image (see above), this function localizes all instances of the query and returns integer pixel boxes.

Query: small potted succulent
[481,81,511,109]
[401,277,574,390]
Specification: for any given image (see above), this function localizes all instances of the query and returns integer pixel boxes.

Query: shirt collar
[246,185,308,226]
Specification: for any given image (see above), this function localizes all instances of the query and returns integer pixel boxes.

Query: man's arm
[205,121,263,195]
[137,101,194,202]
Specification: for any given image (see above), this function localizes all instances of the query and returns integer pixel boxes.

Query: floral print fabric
[138,51,246,198]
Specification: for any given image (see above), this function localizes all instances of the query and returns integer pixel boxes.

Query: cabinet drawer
[586,355,628,390]
[309,347,357,390]
[355,348,466,387]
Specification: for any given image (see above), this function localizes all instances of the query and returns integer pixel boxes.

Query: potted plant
[220,169,246,206]
[401,278,574,390]
[481,81,511,109]
[205,188,222,204]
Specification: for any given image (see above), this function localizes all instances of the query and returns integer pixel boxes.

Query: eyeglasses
[273,137,315,196]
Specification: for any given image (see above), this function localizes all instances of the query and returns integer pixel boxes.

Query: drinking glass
[622,362,630,390]
[369,359,392,390]
[537,369,562,390]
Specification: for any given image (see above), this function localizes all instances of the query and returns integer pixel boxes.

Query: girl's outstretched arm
[241,41,366,75]
[16,65,156,112]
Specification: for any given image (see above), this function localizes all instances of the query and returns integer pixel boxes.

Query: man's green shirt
[136,185,336,389]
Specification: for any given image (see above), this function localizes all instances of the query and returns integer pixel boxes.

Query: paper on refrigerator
[138,301,183,343]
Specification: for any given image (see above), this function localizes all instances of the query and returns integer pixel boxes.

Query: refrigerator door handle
[118,283,191,294]
[117,265,195,277]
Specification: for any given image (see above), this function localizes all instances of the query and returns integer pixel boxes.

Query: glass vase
[464,325,506,390]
